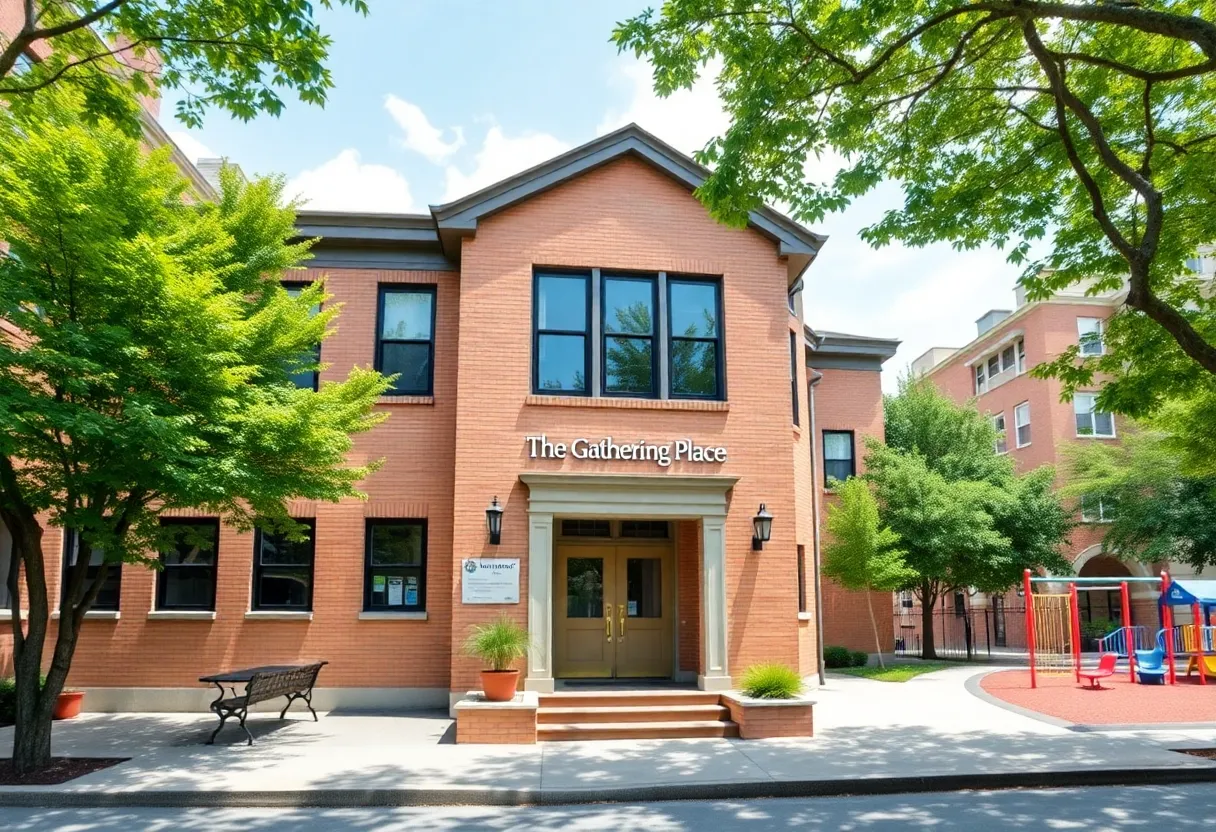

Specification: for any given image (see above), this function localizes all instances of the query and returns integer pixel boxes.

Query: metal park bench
[200,662,327,745]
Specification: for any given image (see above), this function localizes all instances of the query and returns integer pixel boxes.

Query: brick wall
[455,706,537,744]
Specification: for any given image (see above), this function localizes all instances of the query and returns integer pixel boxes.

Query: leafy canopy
[0,0,371,128]
[615,2,1216,418]
[1062,428,1216,572]
[822,476,915,593]
[867,381,1072,600]
[0,83,390,571]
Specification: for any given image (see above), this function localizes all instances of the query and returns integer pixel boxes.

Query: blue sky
[165,1,1026,391]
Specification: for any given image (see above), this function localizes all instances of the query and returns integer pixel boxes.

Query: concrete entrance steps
[536,690,739,741]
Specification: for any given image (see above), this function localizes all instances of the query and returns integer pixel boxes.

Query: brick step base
[537,719,740,741]
[537,691,721,709]
[537,704,730,724]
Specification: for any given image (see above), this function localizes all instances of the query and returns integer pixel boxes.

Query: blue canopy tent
[1158,578,1216,685]
[1159,579,1216,627]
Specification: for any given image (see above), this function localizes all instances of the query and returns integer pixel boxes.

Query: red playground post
[1163,572,1177,685]
[1024,569,1037,689]
[1069,583,1082,684]
[1121,581,1134,683]
[1194,601,1208,686]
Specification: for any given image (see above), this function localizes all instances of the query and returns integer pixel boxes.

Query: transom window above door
[532,269,724,400]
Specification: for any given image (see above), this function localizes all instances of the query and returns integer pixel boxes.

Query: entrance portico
[519,472,737,693]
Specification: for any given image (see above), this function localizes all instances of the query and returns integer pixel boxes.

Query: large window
[1074,392,1115,437]
[992,413,1008,455]
[252,521,315,611]
[1078,317,1105,357]
[668,278,723,399]
[283,282,320,390]
[1014,402,1031,448]
[790,331,800,425]
[376,286,436,396]
[156,519,219,611]
[364,520,426,612]
[823,430,855,485]
[974,339,1025,394]
[62,531,121,611]
[602,274,657,397]
[1080,495,1116,523]
[534,272,590,394]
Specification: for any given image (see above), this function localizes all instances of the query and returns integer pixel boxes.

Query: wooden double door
[554,543,675,679]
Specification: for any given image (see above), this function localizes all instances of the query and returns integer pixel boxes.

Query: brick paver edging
[2,765,1216,808]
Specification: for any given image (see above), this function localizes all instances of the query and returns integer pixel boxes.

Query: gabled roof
[1161,580,1216,607]
[429,123,826,283]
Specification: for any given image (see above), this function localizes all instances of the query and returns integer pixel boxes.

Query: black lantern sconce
[485,496,504,545]
[752,503,773,551]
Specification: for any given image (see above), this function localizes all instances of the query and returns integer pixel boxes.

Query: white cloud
[285,149,415,213]
[384,96,465,163]
[441,126,570,202]
[596,56,729,156]
[167,131,217,163]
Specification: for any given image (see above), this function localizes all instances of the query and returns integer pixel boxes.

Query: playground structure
[1021,570,1216,689]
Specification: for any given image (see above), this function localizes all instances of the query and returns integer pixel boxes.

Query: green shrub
[462,616,531,671]
[851,650,869,667]
[0,677,14,725]
[1080,618,1116,640]
[824,645,852,668]
[739,663,804,699]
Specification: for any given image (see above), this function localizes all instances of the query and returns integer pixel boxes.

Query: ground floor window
[62,530,121,610]
[364,519,426,611]
[253,520,315,611]
[156,519,220,611]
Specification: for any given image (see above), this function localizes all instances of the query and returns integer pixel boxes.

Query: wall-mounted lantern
[485,496,504,545]
[752,503,773,551]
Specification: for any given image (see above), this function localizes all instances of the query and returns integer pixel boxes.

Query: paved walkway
[0,666,1213,806]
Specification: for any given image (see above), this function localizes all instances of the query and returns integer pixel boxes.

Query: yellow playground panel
[1033,593,1074,675]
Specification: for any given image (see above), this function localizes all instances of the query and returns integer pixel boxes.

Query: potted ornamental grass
[464,616,531,701]
[739,663,805,700]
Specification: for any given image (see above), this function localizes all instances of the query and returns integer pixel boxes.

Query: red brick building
[0,124,897,709]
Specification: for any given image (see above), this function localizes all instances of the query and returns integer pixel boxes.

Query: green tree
[823,476,916,668]
[615,2,1216,417]
[866,382,1072,659]
[0,87,390,774]
[0,0,369,128]
[1062,428,1216,571]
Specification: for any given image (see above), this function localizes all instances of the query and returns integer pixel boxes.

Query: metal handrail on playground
[1096,625,1154,657]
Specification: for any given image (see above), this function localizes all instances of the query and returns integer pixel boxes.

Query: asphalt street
[1,783,1214,831]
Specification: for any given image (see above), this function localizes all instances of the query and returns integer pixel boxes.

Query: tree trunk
[7,515,54,775]
[919,581,938,660]
[866,591,885,669]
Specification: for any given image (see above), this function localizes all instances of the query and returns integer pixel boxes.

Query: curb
[3,766,1216,808]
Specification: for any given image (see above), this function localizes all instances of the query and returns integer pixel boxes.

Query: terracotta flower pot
[480,669,520,702]
[53,691,85,720]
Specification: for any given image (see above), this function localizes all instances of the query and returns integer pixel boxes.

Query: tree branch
[0,0,130,79]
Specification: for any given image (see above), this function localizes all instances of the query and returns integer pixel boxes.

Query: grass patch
[831,662,954,682]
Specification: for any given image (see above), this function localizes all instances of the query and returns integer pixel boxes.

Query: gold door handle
[605,603,613,641]
[619,612,626,640]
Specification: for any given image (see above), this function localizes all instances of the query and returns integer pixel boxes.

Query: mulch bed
[1178,749,1216,760]
[981,669,1216,725]
[0,757,127,785]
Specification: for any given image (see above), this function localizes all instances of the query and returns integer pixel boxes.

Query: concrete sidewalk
[1,666,1213,807]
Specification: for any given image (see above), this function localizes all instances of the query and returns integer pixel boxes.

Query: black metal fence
[894,600,1028,660]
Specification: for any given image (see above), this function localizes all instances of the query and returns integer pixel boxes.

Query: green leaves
[823,476,915,593]
[0,1,370,128]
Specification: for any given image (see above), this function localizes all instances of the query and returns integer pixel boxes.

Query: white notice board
[461,558,521,604]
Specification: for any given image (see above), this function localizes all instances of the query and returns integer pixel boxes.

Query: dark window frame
[600,272,659,399]
[532,270,592,396]
[62,530,121,611]
[823,429,856,484]
[156,518,220,612]
[363,519,428,612]
[251,520,316,611]
[282,281,320,391]
[667,275,725,401]
[797,544,807,613]
[375,284,437,396]
[790,330,801,425]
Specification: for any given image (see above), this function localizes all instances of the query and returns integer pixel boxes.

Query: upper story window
[283,282,320,391]
[1074,393,1115,437]
[1014,402,1031,448]
[252,521,315,611]
[1077,317,1104,357]
[156,519,219,611]
[603,274,657,397]
[992,413,1008,455]
[535,272,590,394]
[62,530,121,611]
[790,331,800,425]
[823,430,855,485]
[973,338,1025,395]
[532,270,724,400]
[377,285,436,396]
[1080,495,1116,523]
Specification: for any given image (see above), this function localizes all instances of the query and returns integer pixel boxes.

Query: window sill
[525,395,729,412]
[378,395,434,406]
[50,610,121,620]
[244,610,313,621]
[1015,443,1031,450]
[0,610,26,620]
[792,424,802,438]
[146,610,216,621]
[358,611,428,621]
[797,611,813,622]
[1075,434,1117,440]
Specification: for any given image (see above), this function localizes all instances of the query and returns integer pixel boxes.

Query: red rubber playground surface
[981,669,1216,725]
